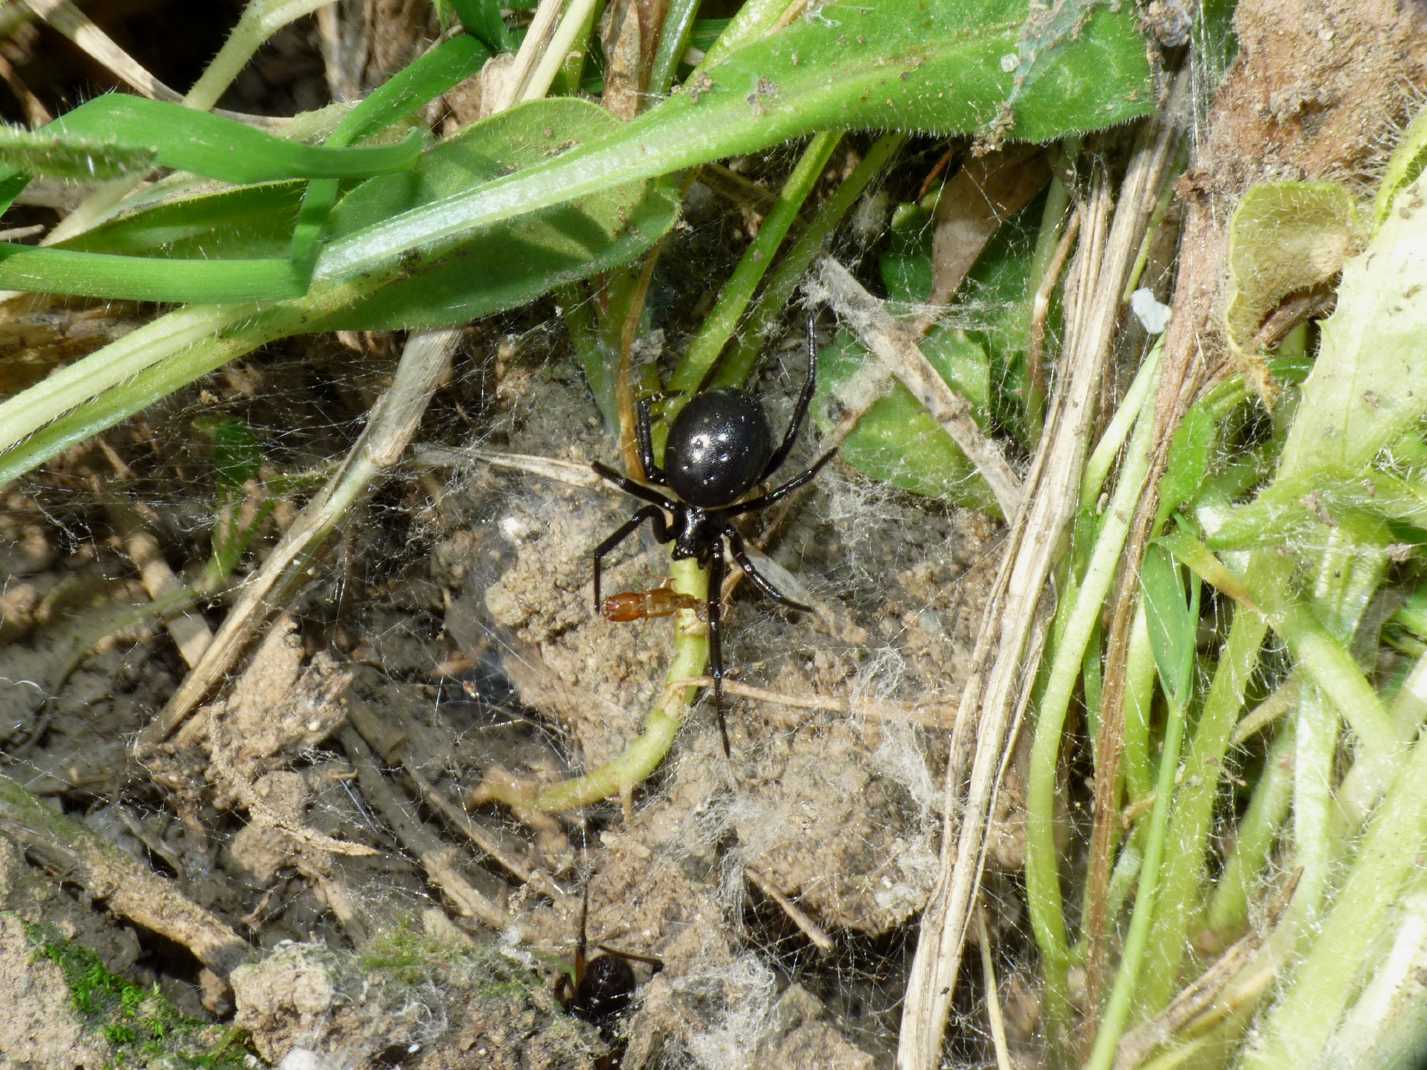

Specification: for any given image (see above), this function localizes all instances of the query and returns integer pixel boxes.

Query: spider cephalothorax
[591,316,836,755]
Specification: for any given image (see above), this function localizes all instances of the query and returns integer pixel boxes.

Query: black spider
[555,883,663,1042]
[591,316,836,756]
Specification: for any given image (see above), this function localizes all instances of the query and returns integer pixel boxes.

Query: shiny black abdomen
[663,389,773,508]
[572,954,637,1028]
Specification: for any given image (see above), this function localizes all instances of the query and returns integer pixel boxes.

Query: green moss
[21,920,259,1069]
[361,920,548,999]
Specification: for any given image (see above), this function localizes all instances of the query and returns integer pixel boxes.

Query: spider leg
[722,524,812,612]
[593,945,665,973]
[707,544,731,758]
[554,973,574,1008]
[592,461,679,511]
[716,448,837,518]
[759,311,820,480]
[635,396,668,484]
[593,505,674,612]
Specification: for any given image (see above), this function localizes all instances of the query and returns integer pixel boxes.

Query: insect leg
[592,461,679,511]
[635,396,668,484]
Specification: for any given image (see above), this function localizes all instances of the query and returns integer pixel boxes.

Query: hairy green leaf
[0,126,155,180]
[1223,181,1358,405]
[321,99,679,330]
[1374,102,1427,229]
[313,0,1151,288]
[1277,169,1427,480]
[43,95,422,183]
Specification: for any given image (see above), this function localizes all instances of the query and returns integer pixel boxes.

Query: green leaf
[1141,542,1196,709]
[59,183,305,260]
[289,34,492,279]
[0,95,419,191]
[1277,168,1427,480]
[321,98,679,330]
[1155,400,1216,526]
[311,0,1152,289]
[0,1,1148,308]
[443,0,514,52]
[0,93,425,301]
[813,327,997,510]
[1223,181,1358,405]
[50,36,489,281]
[1374,102,1427,229]
[991,0,1153,146]
[0,125,155,180]
[0,244,302,302]
[36,95,423,183]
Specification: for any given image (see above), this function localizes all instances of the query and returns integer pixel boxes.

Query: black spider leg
[593,944,665,972]
[715,448,838,519]
[634,396,667,484]
[707,541,730,757]
[722,523,811,612]
[575,881,591,978]
[591,502,675,611]
[759,311,821,481]
[591,461,678,511]
[556,883,593,1006]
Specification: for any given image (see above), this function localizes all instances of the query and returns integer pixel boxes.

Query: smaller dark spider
[591,315,836,755]
[555,883,663,1040]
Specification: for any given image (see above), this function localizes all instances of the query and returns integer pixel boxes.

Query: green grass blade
[291,33,492,278]
[1141,544,1195,710]
[42,95,423,183]
[0,124,155,180]
[444,0,515,51]
[321,98,679,330]
[0,244,301,301]
[310,0,1151,290]
[58,183,306,260]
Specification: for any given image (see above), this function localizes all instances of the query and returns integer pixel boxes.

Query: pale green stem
[482,557,711,812]
[1025,355,1160,1039]
[1119,601,1156,803]
[1289,684,1340,925]
[1081,341,1162,504]
[1242,726,1427,1067]
[1167,531,1404,774]
[1202,715,1296,937]
[1103,837,1142,929]
[1274,603,1402,766]
[1339,647,1427,819]
[668,130,842,394]
[187,0,336,110]
[1133,604,1268,1018]
[1086,632,1191,1070]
